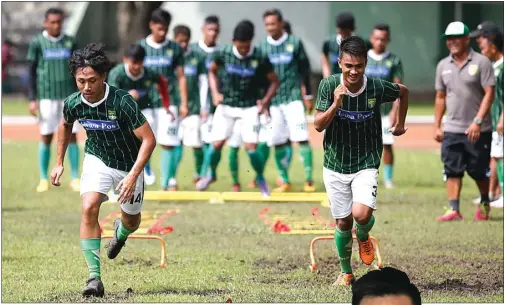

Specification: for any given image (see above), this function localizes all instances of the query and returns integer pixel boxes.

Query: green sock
[355,215,375,242]
[299,143,313,182]
[334,228,353,274]
[38,142,51,180]
[274,145,290,183]
[247,150,265,181]
[160,148,172,189]
[383,164,393,182]
[497,159,504,193]
[257,142,270,164]
[286,144,293,168]
[68,142,80,179]
[193,148,204,177]
[229,147,240,184]
[80,238,101,279]
[210,147,222,175]
[200,146,212,177]
[117,221,134,242]
[171,145,183,179]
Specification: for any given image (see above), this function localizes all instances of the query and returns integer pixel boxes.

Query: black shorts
[441,132,492,180]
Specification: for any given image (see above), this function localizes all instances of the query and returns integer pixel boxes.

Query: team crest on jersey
[167,49,173,57]
[286,44,294,53]
[367,98,376,109]
[65,40,72,49]
[385,60,393,68]
[191,58,198,65]
[144,80,152,87]
[468,64,479,76]
[251,60,258,68]
[107,109,117,120]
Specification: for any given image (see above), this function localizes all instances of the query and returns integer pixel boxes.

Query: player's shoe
[491,196,504,208]
[107,219,126,259]
[357,237,375,265]
[384,180,394,189]
[436,208,463,221]
[70,179,80,192]
[332,273,355,286]
[232,183,241,192]
[256,179,270,197]
[276,176,284,187]
[196,176,215,191]
[303,181,316,193]
[272,183,292,193]
[36,180,49,193]
[193,174,201,185]
[144,170,156,186]
[82,277,104,297]
[474,205,490,221]
[168,178,178,192]
[248,180,257,188]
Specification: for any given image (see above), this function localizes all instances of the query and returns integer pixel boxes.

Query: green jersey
[315,74,400,174]
[138,36,184,107]
[365,50,404,115]
[211,44,274,108]
[191,41,218,114]
[257,33,310,106]
[26,31,77,100]
[107,64,163,110]
[175,49,206,115]
[63,84,147,172]
[322,34,371,75]
[492,59,504,130]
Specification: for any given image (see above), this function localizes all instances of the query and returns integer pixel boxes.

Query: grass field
[2,141,503,302]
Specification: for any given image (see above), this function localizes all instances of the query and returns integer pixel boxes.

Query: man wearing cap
[434,21,496,221]
[472,23,504,208]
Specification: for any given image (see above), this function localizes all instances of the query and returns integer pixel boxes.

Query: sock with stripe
[160,148,172,189]
[38,142,51,180]
[80,238,101,279]
[299,143,313,182]
[497,159,504,194]
[383,164,393,183]
[247,149,265,181]
[68,142,80,180]
[334,228,353,274]
[193,148,204,177]
[116,221,134,242]
[229,147,240,185]
[274,145,290,183]
[355,215,375,242]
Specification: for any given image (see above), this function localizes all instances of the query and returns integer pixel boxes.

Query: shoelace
[362,240,372,255]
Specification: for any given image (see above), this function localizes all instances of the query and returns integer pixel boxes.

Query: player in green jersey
[27,8,80,193]
[107,44,172,187]
[196,20,280,196]
[366,24,404,189]
[50,43,156,297]
[258,9,315,193]
[138,8,188,191]
[173,25,208,183]
[314,37,409,286]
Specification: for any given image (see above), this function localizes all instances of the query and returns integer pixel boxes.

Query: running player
[258,9,315,192]
[138,8,188,191]
[365,24,404,189]
[50,43,156,297]
[173,25,207,183]
[27,8,80,192]
[314,36,409,285]
[196,20,280,196]
[107,44,172,185]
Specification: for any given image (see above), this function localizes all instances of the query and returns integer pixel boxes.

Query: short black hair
[150,8,171,26]
[173,25,191,39]
[336,12,355,31]
[263,8,283,22]
[204,15,220,25]
[352,267,421,305]
[340,36,368,59]
[124,44,146,62]
[233,20,254,41]
[284,20,292,35]
[484,30,504,53]
[69,43,111,77]
[374,23,390,34]
[45,7,64,19]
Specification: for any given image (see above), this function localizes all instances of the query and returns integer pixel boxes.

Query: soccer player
[107,44,172,185]
[50,43,156,297]
[138,8,188,191]
[366,24,404,189]
[258,9,315,192]
[314,36,409,285]
[27,8,80,192]
[195,20,280,196]
[173,25,207,183]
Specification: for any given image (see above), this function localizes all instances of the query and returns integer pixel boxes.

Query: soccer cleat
[474,205,490,221]
[276,176,284,187]
[272,183,292,193]
[196,176,214,191]
[193,174,201,185]
[82,277,104,297]
[384,180,394,189]
[256,179,270,197]
[491,196,504,208]
[107,219,126,259]
[303,181,316,193]
[248,180,257,188]
[436,209,463,222]
[332,273,355,286]
[357,238,375,265]
[232,183,241,192]
[167,185,178,191]
[144,171,156,186]
[70,179,80,192]
[168,178,178,191]
[36,180,49,193]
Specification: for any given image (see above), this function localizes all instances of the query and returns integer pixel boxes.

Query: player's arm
[320,40,331,79]
[208,57,223,106]
[433,62,447,143]
[314,78,345,132]
[26,38,39,116]
[51,102,75,186]
[389,58,404,125]
[393,83,409,134]
[297,40,314,111]
[156,74,171,110]
[259,57,279,112]
[197,56,209,119]
[174,46,188,118]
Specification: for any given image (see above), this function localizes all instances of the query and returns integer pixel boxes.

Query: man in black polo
[434,21,496,221]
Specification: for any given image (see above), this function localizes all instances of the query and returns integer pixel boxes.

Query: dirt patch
[118,257,156,267]
[253,257,301,272]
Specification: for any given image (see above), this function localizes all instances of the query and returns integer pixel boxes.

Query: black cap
[470,21,500,38]
[336,12,355,30]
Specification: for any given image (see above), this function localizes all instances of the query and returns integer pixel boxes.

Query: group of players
[29,8,407,197]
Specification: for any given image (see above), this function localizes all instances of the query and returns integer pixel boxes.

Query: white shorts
[80,154,144,215]
[258,114,270,144]
[40,99,80,135]
[381,116,395,145]
[269,101,309,146]
[156,105,181,146]
[211,104,260,144]
[179,114,202,148]
[228,119,243,148]
[201,114,214,144]
[491,131,504,158]
[141,108,158,138]
[323,167,378,219]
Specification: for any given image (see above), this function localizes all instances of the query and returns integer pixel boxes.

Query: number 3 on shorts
[372,185,377,198]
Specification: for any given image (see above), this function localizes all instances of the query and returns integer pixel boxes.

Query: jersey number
[129,193,143,205]
[371,185,377,198]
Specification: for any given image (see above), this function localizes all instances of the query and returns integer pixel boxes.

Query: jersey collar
[493,56,504,69]
[267,31,288,46]
[340,74,367,97]
[124,64,145,81]
[336,33,355,45]
[232,45,255,59]
[145,35,169,49]
[42,30,64,42]
[198,40,216,53]
[81,83,110,108]
[367,49,390,61]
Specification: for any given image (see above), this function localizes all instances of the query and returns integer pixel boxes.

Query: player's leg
[254,114,271,184]
[381,116,395,189]
[490,131,504,206]
[323,167,355,286]
[467,132,492,220]
[182,115,204,183]
[36,99,58,192]
[268,105,292,192]
[68,121,81,192]
[228,119,244,191]
[141,108,157,185]
[157,106,181,191]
